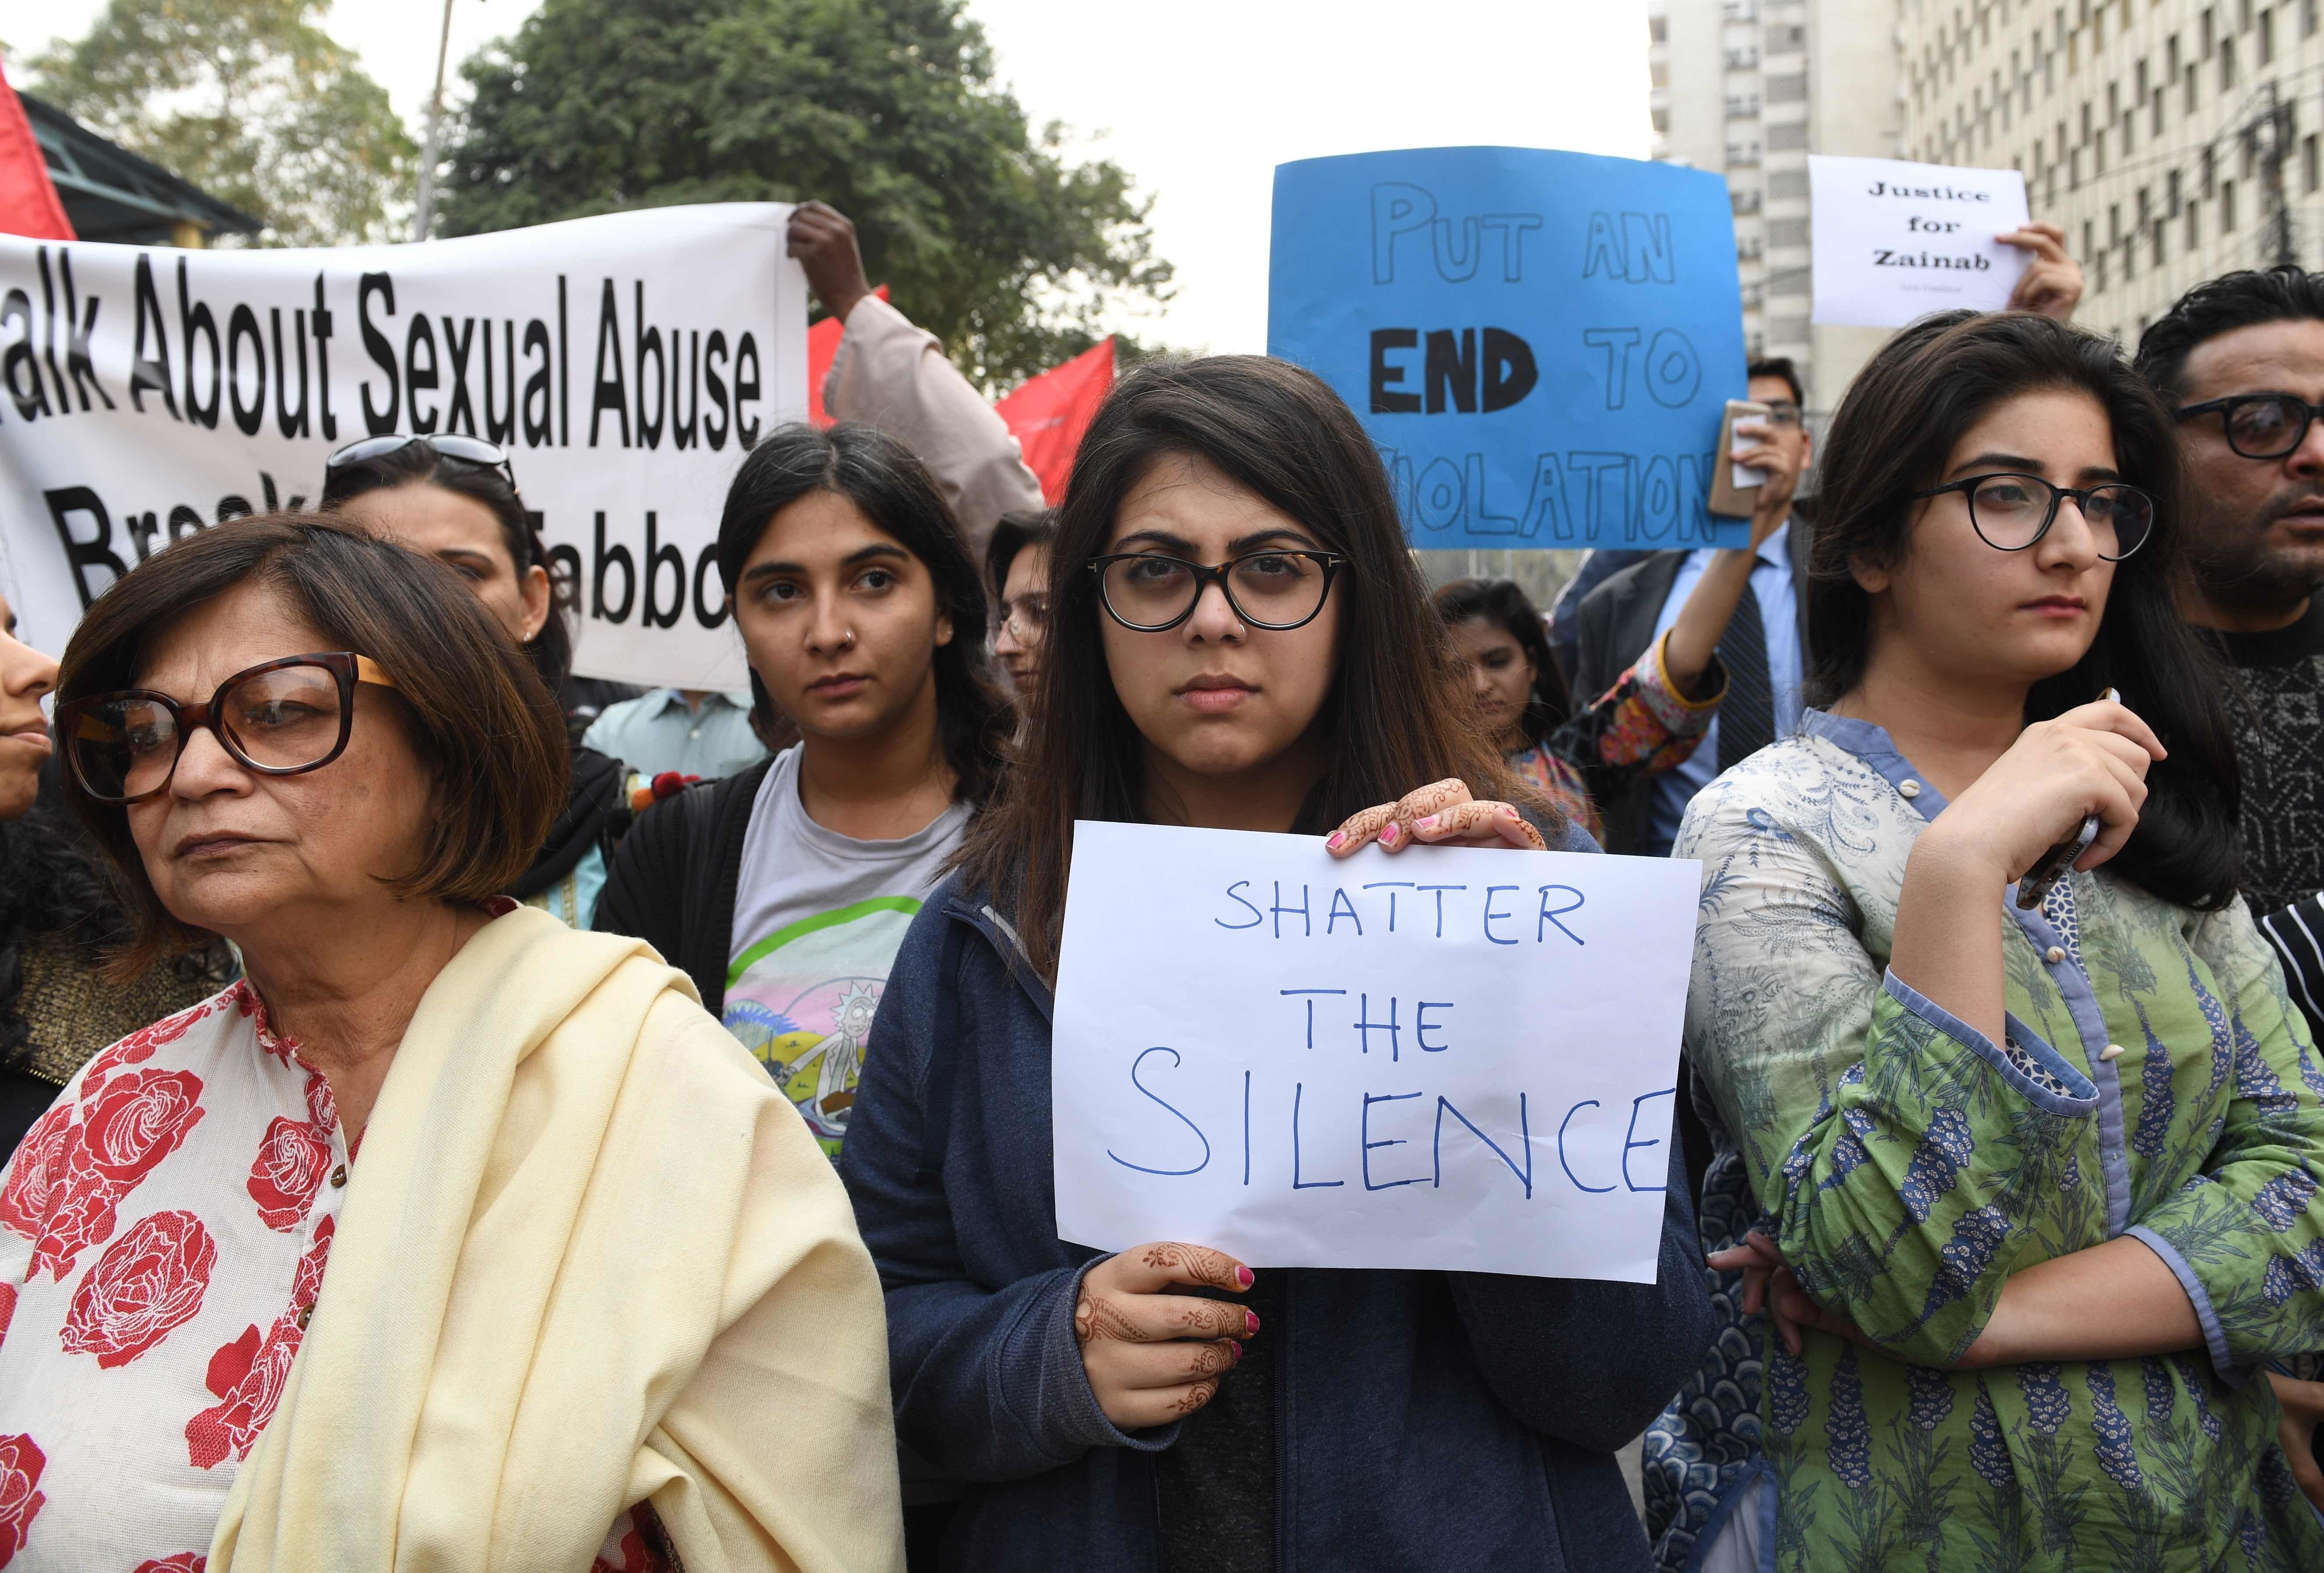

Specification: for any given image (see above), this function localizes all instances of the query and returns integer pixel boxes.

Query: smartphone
[1708,399,1770,519]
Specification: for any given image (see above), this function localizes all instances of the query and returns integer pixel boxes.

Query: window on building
[1652,14,1669,40]
[2187,200,2202,249]
[2222,37,2238,86]
[2083,218,2097,259]
[2224,178,2239,228]
[2308,133,2321,193]
[2153,217,2166,267]
[2262,9,2275,60]
[2307,0,2319,37]
[2241,0,2254,29]
[2186,62,2200,112]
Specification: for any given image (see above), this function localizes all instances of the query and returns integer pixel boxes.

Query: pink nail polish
[1416,815,1437,832]
[1325,831,1344,850]
[1230,1340,1244,1363]
[1245,1310,1261,1334]
[1381,822,1399,846]
[1236,1265,1254,1289]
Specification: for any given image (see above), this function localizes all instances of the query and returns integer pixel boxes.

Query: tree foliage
[26,0,416,247]
[439,0,1171,388]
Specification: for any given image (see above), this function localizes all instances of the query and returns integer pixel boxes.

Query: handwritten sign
[1050,823,1700,1281]
[1268,147,1750,551]
[1809,156,2032,327]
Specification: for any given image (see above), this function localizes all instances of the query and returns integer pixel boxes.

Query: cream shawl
[209,905,905,1573]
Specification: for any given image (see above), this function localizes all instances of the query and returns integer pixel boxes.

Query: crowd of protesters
[0,192,2314,1573]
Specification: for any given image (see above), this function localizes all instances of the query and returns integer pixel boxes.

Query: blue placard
[1268,147,1750,549]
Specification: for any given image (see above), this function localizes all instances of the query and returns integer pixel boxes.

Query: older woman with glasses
[0,516,903,1571]
[1645,311,2324,1572]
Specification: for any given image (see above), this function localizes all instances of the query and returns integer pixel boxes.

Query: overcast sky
[3,0,1652,354]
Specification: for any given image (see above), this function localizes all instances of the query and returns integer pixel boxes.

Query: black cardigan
[592,758,773,1017]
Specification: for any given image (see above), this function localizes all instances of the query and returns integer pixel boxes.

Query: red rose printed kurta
[0,982,667,1571]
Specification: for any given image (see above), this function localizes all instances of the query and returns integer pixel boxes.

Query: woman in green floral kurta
[1643,310,2324,1573]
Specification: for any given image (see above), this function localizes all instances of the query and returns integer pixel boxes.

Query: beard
[2186,485,2324,616]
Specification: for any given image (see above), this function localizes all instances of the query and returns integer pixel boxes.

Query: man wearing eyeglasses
[2135,263,2324,1522]
[2135,267,2324,923]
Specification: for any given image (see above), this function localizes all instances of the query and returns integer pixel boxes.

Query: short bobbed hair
[57,514,571,972]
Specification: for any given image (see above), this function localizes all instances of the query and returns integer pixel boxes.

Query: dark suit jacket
[1571,511,1814,856]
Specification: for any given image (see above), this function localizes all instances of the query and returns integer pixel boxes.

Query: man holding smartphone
[1568,359,1812,856]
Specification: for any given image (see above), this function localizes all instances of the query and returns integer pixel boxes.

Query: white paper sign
[1050,822,1700,1282]
[0,205,809,690]
[1808,156,2032,328]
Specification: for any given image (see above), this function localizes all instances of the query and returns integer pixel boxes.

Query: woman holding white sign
[1645,310,2324,1571]
[840,355,1714,1572]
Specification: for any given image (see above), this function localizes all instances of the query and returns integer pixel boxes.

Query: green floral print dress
[1643,711,2324,1573]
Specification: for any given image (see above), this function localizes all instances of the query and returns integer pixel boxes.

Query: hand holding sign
[1999,221,2085,321]
[1325,778,1546,854]
[1075,1243,1258,1428]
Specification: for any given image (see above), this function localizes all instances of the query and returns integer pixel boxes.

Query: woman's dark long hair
[716,423,1011,807]
[1432,577,1572,747]
[956,356,1544,978]
[1808,309,2241,910]
[320,438,573,693]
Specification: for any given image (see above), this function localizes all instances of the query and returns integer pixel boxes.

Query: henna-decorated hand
[1075,1241,1256,1430]
[1324,778,1545,858]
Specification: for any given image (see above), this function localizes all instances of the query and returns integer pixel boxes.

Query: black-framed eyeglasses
[322,434,517,497]
[1761,402,1804,428]
[57,653,400,806]
[1907,473,2154,560]
[1088,550,1348,632]
[2173,392,2324,460]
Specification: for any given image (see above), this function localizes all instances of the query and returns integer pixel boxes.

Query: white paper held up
[1050,822,1700,1282]
[1809,156,2032,327]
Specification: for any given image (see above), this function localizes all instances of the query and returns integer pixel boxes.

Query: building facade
[1899,0,2320,351]
[1651,0,1909,411]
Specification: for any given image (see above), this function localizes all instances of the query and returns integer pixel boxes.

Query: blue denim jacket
[840,835,1715,1572]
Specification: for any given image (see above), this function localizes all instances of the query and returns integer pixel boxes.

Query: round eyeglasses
[1088,550,1347,632]
[57,653,399,805]
[1906,473,2154,561]
[2173,392,2324,460]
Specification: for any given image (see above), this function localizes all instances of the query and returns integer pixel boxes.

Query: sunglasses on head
[322,435,517,499]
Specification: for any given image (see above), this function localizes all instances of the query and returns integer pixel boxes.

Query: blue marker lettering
[1273,881,1312,938]
[1106,1048,1212,1176]
[1355,993,1402,1061]
[1291,1081,1345,1188]
[1216,880,1264,930]
[1362,880,1415,930]
[1482,884,1522,945]
[1557,1099,1615,1192]
[1622,1088,1675,1192]
[1416,883,1467,937]
[1242,1070,1252,1185]
[1416,1001,1454,1052]
[1362,1091,1427,1189]
[1327,886,1364,936]
[1433,1093,1534,1198]
[1537,884,1586,945]
[1280,988,1347,1049]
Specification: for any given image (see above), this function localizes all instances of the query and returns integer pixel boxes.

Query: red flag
[995,337,1114,506]
[807,283,889,427]
[0,61,72,241]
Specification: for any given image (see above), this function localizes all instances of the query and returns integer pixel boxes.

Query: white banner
[1051,822,1699,1282]
[0,204,808,690]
